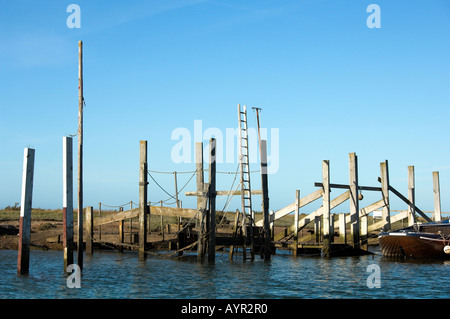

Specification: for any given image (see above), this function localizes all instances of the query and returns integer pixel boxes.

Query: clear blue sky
[1,1,449,217]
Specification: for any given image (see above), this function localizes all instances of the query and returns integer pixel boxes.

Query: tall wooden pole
[260,139,271,260]
[17,148,35,275]
[380,161,391,231]
[77,40,84,270]
[349,153,360,248]
[322,160,331,257]
[208,138,216,263]
[63,137,74,271]
[139,140,148,261]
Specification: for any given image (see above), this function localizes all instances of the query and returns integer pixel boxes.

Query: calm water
[1,248,449,299]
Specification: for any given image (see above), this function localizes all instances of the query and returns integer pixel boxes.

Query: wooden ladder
[238,104,254,260]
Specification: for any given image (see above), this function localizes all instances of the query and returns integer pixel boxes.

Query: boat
[378,219,450,258]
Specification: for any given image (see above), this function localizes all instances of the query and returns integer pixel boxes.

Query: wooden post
[229,209,241,260]
[63,137,74,270]
[360,212,368,251]
[293,190,300,257]
[314,216,321,243]
[380,161,391,231]
[322,160,331,257]
[98,202,102,241]
[433,171,442,222]
[129,202,133,244]
[407,166,416,226]
[118,207,124,252]
[85,206,93,255]
[339,213,347,244]
[260,140,271,260]
[139,140,148,260]
[77,40,84,271]
[196,142,206,261]
[196,142,204,210]
[197,183,210,262]
[349,153,360,248]
[330,214,335,243]
[208,138,216,263]
[17,148,35,275]
[174,171,182,256]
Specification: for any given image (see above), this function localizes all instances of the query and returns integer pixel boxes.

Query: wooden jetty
[15,42,448,274]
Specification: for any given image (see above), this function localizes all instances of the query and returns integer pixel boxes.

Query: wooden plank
[255,188,324,227]
[273,191,350,241]
[369,210,409,232]
[17,148,35,275]
[314,182,381,192]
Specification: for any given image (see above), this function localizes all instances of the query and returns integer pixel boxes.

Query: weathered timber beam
[314,182,381,192]
[368,210,409,232]
[273,191,350,241]
[376,177,432,223]
[255,188,324,227]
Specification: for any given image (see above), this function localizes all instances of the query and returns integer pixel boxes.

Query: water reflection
[0,249,448,299]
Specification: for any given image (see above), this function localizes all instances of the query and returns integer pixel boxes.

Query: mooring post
[260,140,271,260]
[360,211,368,251]
[196,142,206,261]
[85,206,93,255]
[17,148,35,275]
[314,216,321,243]
[208,138,216,263]
[118,207,124,253]
[139,140,148,261]
[293,190,300,257]
[322,160,331,257]
[349,153,360,249]
[98,202,102,241]
[339,213,347,244]
[77,40,84,271]
[63,137,74,270]
[407,166,416,226]
[432,171,442,222]
[380,160,391,231]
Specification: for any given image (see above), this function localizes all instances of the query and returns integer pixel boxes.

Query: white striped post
[17,148,35,275]
[63,137,74,270]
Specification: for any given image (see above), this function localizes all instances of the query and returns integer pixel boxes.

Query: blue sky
[1,1,449,217]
